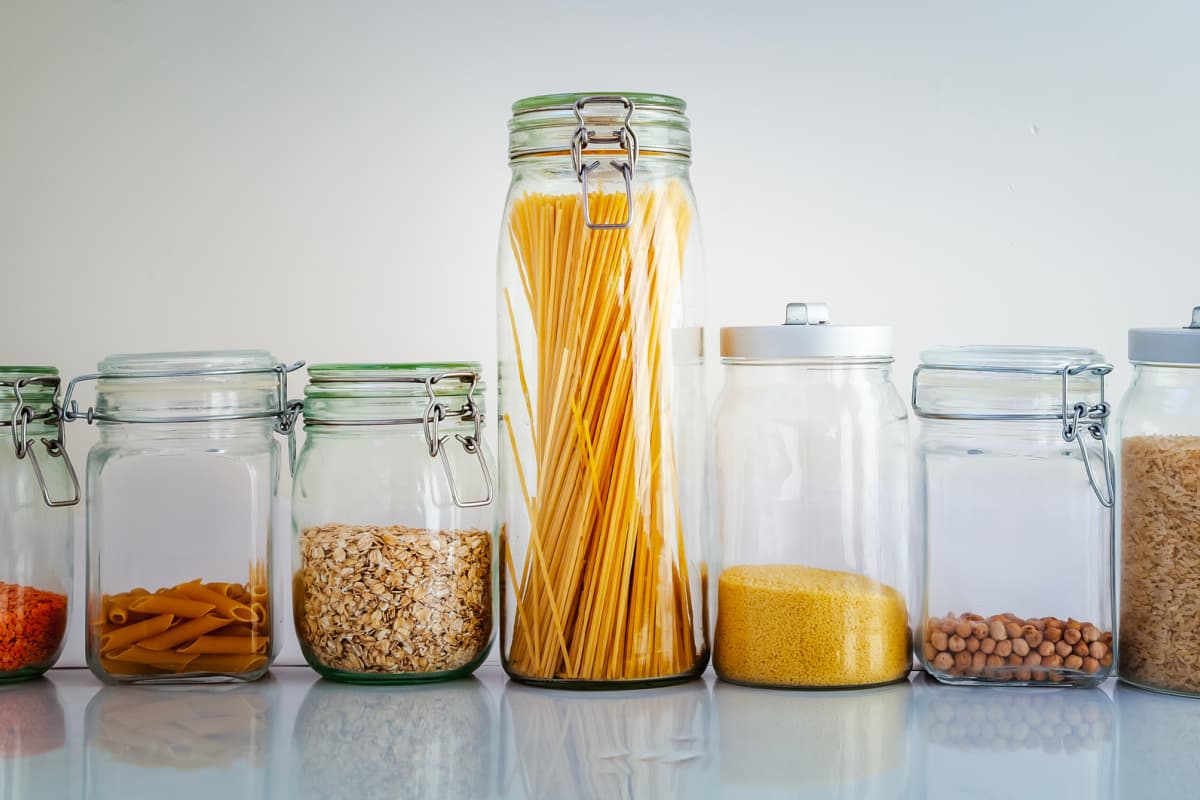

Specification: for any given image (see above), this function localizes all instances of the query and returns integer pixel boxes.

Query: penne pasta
[138,615,232,651]
[203,582,242,598]
[128,595,216,619]
[249,583,268,601]
[178,636,266,655]
[219,624,256,637]
[99,657,160,676]
[249,602,268,625]
[177,584,256,623]
[108,646,198,671]
[100,614,174,654]
[187,653,268,674]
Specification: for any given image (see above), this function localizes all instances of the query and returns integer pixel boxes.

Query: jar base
[300,641,492,685]
[1117,673,1200,698]
[924,668,1109,689]
[89,667,271,686]
[503,662,707,691]
[0,666,52,684]
[715,671,911,691]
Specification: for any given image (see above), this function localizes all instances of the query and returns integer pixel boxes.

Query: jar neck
[723,360,895,386]
[97,419,277,442]
[1131,363,1200,388]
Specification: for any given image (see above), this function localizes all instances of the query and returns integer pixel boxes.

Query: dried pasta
[91,569,269,677]
[503,182,701,681]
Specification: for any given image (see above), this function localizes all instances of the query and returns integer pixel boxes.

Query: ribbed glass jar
[291,363,495,683]
[81,350,296,684]
[0,367,77,682]
[497,92,708,688]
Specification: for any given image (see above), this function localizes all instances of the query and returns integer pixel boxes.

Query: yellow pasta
[249,601,268,625]
[138,615,233,651]
[203,582,241,598]
[108,646,198,671]
[249,584,268,602]
[99,614,175,654]
[176,583,255,622]
[187,654,268,673]
[178,636,266,655]
[128,595,216,619]
[504,183,699,682]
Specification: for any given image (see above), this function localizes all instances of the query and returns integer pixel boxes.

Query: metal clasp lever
[422,372,494,509]
[1060,363,1115,509]
[572,95,638,230]
[5,377,81,508]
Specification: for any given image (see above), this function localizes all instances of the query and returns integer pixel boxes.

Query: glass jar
[914,346,1116,687]
[712,303,912,689]
[291,363,495,683]
[73,350,302,684]
[497,93,708,687]
[1116,306,1200,696]
[0,367,79,682]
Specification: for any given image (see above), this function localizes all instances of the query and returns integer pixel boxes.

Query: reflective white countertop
[0,665,1191,799]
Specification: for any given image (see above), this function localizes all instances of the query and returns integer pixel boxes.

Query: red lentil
[0,582,68,673]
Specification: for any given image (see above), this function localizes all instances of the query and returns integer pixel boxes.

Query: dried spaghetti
[503,181,699,682]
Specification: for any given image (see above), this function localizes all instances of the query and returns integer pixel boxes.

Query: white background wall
[1,1,1196,667]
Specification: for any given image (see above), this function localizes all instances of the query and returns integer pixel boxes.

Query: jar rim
[305,362,483,399]
[511,92,686,114]
[508,92,691,161]
[918,345,1105,371]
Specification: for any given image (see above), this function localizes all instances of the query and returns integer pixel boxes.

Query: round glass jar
[0,367,78,682]
[291,363,494,683]
[1116,306,1200,696]
[75,350,301,684]
[914,346,1115,687]
[497,93,708,688]
[712,303,912,689]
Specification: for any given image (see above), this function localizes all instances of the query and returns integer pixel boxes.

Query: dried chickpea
[981,638,997,655]
[923,642,937,661]
[1017,669,1032,682]
[1073,642,1090,658]
[955,650,972,670]
[949,635,967,653]
[1044,654,1064,669]
[1082,625,1100,643]
[955,620,973,638]
[934,652,954,671]
[1038,641,1055,657]
[1063,627,1082,646]
[964,612,984,622]
[931,630,949,651]
[1100,652,1113,667]
[1005,621,1023,640]
[971,621,989,639]
[966,637,980,653]
[1066,618,1082,631]
[1023,627,1043,648]
[1055,641,1073,658]
[1082,657,1100,674]
[1012,638,1030,657]
[1064,654,1084,671]
[986,654,1004,668]
[989,620,1008,641]
[971,651,986,674]
[995,640,1013,658]
[1023,652,1042,667]
[1007,654,1023,667]
[939,618,958,635]
[1045,626,1063,643]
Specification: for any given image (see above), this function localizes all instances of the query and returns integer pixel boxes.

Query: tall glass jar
[72,350,301,684]
[914,347,1115,687]
[497,93,708,688]
[712,303,911,689]
[0,368,78,682]
[1116,306,1200,696]
[292,363,495,683]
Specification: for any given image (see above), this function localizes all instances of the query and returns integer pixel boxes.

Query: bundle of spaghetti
[503,179,697,681]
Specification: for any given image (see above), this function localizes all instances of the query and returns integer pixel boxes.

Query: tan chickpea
[1064,654,1084,671]
[923,642,937,661]
[1005,621,1023,640]
[934,652,954,671]
[955,650,972,670]
[955,620,973,638]
[1082,625,1100,643]
[981,638,997,654]
[1044,654,1064,669]
[1012,638,1030,657]
[1100,652,1113,667]
[1023,652,1043,667]
[1082,657,1100,674]
[971,651,986,674]
[966,637,980,653]
[996,640,1013,657]
[949,635,967,653]
[1066,618,1082,631]
[1073,642,1090,658]
[931,630,949,650]
[1055,641,1073,658]
[1045,626,1063,643]
[989,620,1008,641]
[964,612,984,622]
[1089,641,1107,660]
[1007,654,1023,667]
[986,654,1004,668]
[971,621,989,639]
[1063,627,1083,646]
[1038,641,1055,657]
[940,618,958,634]
[1017,669,1032,682]
[1023,626,1043,648]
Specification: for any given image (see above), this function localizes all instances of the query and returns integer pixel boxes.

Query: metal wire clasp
[2,376,80,507]
[571,95,638,230]
[422,371,493,509]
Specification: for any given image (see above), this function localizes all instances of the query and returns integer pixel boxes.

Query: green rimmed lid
[508,91,692,161]
[0,366,60,410]
[304,362,483,399]
[512,92,686,114]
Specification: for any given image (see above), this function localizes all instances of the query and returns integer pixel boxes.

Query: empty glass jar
[914,346,1115,687]
[712,303,912,689]
[74,350,301,684]
[497,92,708,687]
[1117,306,1200,696]
[0,367,78,682]
[291,363,494,683]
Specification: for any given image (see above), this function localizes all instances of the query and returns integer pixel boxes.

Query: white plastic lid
[720,303,893,360]
[1129,306,1200,365]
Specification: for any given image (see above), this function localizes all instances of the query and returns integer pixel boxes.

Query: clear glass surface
[84,351,281,685]
[291,364,495,683]
[712,360,912,689]
[496,148,708,688]
[1116,363,1200,696]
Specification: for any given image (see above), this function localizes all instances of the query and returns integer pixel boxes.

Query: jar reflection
[0,679,68,799]
[913,675,1113,798]
[1116,683,1200,795]
[714,679,910,798]
[293,678,496,800]
[502,681,710,799]
[84,680,273,796]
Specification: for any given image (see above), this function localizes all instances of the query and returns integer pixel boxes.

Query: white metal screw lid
[1128,306,1200,365]
[720,302,894,360]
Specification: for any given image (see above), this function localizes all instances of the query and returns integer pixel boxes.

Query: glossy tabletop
[0,666,1191,799]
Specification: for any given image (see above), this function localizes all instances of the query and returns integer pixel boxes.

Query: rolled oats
[296,524,492,675]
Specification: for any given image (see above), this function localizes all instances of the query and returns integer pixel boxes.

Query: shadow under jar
[0,368,79,682]
[77,350,302,684]
[712,303,912,690]
[1116,307,1200,696]
[291,364,495,683]
[914,347,1116,687]
[497,92,709,689]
